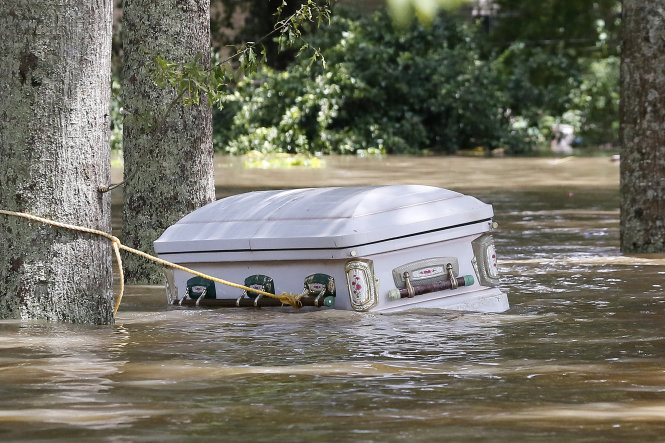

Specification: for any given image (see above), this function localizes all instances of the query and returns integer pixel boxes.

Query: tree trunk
[620,0,665,253]
[122,0,215,284]
[0,1,114,323]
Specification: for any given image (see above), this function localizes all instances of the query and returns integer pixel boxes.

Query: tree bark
[122,0,215,284]
[0,0,114,323]
[620,0,665,253]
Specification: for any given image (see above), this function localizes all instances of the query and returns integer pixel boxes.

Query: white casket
[154,185,509,313]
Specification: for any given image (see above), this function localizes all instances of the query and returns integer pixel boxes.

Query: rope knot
[278,292,306,309]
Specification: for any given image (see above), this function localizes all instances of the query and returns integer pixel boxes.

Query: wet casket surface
[154,185,509,313]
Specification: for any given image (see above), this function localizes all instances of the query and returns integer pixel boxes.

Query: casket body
[154,185,509,313]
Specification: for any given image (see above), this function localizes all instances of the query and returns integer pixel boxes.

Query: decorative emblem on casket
[345,260,378,311]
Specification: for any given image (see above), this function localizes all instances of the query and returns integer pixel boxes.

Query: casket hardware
[304,273,336,307]
[403,272,415,298]
[447,263,458,290]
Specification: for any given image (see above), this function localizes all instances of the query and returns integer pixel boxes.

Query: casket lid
[153,185,493,254]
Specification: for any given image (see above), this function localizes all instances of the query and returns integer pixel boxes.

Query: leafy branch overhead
[153,0,332,111]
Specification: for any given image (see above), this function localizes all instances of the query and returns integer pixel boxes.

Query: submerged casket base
[155,186,509,314]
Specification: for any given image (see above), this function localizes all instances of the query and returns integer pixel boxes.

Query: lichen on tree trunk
[0,0,114,323]
[121,0,215,284]
[620,0,665,253]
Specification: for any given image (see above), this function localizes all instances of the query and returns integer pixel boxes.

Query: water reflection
[5,156,665,440]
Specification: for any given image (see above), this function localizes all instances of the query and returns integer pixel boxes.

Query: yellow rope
[0,209,306,315]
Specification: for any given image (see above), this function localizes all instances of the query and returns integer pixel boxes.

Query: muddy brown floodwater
[3,155,665,441]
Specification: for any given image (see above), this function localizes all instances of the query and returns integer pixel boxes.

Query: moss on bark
[620,0,665,253]
[121,0,215,284]
[0,0,114,323]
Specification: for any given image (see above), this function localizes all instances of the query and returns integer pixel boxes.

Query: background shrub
[109,2,619,156]
[215,10,530,155]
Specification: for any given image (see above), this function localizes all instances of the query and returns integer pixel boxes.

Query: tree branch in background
[100,0,331,194]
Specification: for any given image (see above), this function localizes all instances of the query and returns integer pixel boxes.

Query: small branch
[98,180,125,194]
[217,11,299,66]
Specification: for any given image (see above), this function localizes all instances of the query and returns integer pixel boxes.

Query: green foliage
[486,0,621,147]
[114,0,620,155]
[110,1,331,153]
[494,43,582,119]
[147,0,330,131]
[569,56,620,146]
[153,53,233,109]
[216,10,530,155]
[211,0,309,70]
[491,50,620,148]
[489,0,621,56]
